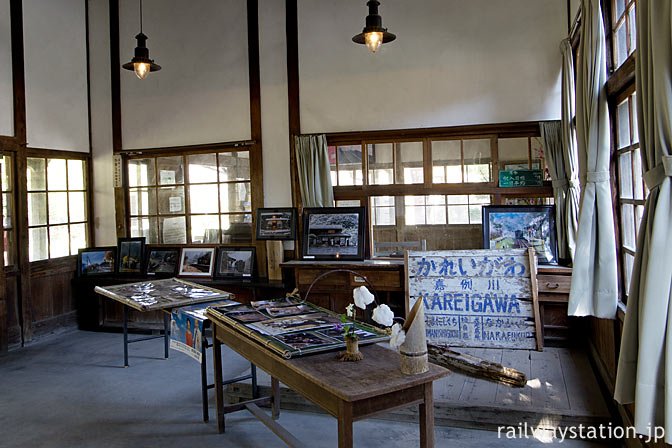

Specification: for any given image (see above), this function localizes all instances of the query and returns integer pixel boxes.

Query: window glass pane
[3,193,11,228]
[221,214,252,243]
[619,152,633,199]
[336,200,360,207]
[447,205,469,224]
[372,196,395,226]
[68,192,86,222]
[159,216,185,244]
[128,158,155,187]
[469,205,483,224]
[27,158,46,191]
[621,203,635,251]
[328,146,338,185]
[48,192,68,224]
[628,6,636,55]
[431,140,461,183]
[463,139,491,182]
[157,156,184,185]
[189,184,219,213]
[614,0,626,20]
[624,252,634,296]
[1,155,12,191]
[131,217,160,243]
[129,188,156,216]
[219,152,250,182]
[158,186,185,215]
[190,215,221,244]
[498,138,529,170]
[4,230,13,266]
[632,147,644,200]
[70,223,87,256]
[368,143,394,185]
[28,192,47,226]
[398,142,423,184]
[631,93,639,144]
[617,100,631,148]
[49,225,69,258]
[220,183,251,213]
[635,204,644,235]
[337,145,363,186]
[188,154,218,183]
[530,137,547,175]
[615,24,628,67]
[67,160,85,190]
[29,227,48,261]
[427,205,446,225]
[405,206,425,225]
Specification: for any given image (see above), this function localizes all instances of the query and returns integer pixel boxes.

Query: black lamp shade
[352,0,396,45]
[122,32,161,72]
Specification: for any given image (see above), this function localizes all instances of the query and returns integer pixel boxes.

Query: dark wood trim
[29,256,78,277]
[85,0,96,246]
[606,51,636,99]
[326,122,542,145]
[0,136,21,151]
[15,153,31,342]
[0,162,6,352]
[333,182,553,200]
[25,147,92,159]
[286,0,300,211]
[247,0,266,276]
[121,140,255,157]
[109,0,122,152]
[10,0,26,145]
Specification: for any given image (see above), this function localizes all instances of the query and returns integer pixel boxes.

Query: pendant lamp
[352,0,396,53]
[122,0,161,79]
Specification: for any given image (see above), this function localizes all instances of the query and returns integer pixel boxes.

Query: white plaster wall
[298,0,565,133]
[23,0,89,151]
[0,0,12,137]
[259,0,291,207]
[88,0,116,245]
[119,0,250,149]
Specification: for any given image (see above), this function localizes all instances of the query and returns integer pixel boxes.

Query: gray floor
[0,330,611,447]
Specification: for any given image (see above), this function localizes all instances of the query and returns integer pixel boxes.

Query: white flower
[353,286,375,309]
[345,303,355,318]
[372,304,394,327]
[389,323,406,348]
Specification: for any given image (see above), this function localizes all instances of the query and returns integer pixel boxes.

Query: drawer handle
[546,282,560,289]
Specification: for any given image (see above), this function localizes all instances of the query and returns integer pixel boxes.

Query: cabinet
[536,266,574,344]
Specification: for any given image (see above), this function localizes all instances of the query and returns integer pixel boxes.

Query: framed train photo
[255,208,297,240]
[482,205,558,265]
[178,247,216,278]
[302,207,366,261]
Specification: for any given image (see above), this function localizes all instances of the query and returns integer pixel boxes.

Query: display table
[208,310,449,448]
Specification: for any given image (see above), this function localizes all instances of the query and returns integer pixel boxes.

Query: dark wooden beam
[109,0,126,238]
[10,0,26,145]
[333,183,553,200]
[286,0,300,211]
[606,51,636,99]
[247,0,266,276]
[85,0,96,247]
[122,140,255,157]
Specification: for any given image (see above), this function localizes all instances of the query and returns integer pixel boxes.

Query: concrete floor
[0,330,612,447]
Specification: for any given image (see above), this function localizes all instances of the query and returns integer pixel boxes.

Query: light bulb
[134,62,150,79]
[364,32,383,53]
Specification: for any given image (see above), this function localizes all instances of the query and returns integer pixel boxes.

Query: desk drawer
[297,269,348,287]
[350,270,401,289]
[537,275,571,294]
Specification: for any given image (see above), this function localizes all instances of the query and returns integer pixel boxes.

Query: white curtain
[295,134,334,208]
[567,0,618,319]
[614,0,672,441]
[540,121,570,261]
[560,39,581,261]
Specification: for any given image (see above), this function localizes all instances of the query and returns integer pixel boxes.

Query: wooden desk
[210,313,449,448]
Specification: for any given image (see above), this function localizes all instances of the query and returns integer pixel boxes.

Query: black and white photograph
[255,208,297,240]
[249,313,342,336]
[302,207,366,260]
[273,331,335,350]
[215,247,255,278]
[225,310,269,323]
[317,327,378,341]
[178,247,216,277]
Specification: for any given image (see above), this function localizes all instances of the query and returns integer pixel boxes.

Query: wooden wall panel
[4,273,21,348]
[27,257,78,337]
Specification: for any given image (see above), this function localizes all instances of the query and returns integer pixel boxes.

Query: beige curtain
[540,121,569,261]
[614,0,672,441]
[567,0,618,318]
[295,134,334,208]
[560,39,581,260]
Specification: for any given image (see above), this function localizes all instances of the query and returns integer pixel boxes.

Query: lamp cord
[139,0,143,33]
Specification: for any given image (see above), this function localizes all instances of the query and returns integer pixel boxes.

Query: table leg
[271,377,280,420]
[201,330,209,422]
[122,306,129,368]
[213,325,225,434]
[337,401,353,448]
[251,363,259,399]
[163,312,170,359]
[419,382,434,448]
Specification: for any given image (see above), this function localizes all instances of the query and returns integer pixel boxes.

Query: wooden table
[210,313,449,448]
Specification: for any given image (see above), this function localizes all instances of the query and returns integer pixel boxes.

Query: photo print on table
[273,331,335,350]
[249,313,342,336]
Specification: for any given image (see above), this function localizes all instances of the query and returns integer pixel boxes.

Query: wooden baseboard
[30,311,78,340]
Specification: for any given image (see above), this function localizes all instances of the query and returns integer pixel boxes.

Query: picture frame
[144,246,181,276]
[503,161,541,171]
[302,207,366,261]
[178,247,216,278]
[215,246,256,278]
[255,207,297,240]
[117,237,145,275]
[78,246,117,277]
[482,205,558,265]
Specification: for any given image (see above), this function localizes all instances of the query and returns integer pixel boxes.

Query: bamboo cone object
[399,300,429,375]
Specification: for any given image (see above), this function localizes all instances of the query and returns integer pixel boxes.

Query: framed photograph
[302,207,366,261]
[178,247,216,277]
[117,237,145,274]
[482,205,558,265]
[144,246,180,276]
[255,208,297,240]
[503,161,541,171]
[215,247,256,278]
[78,247,117,277]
